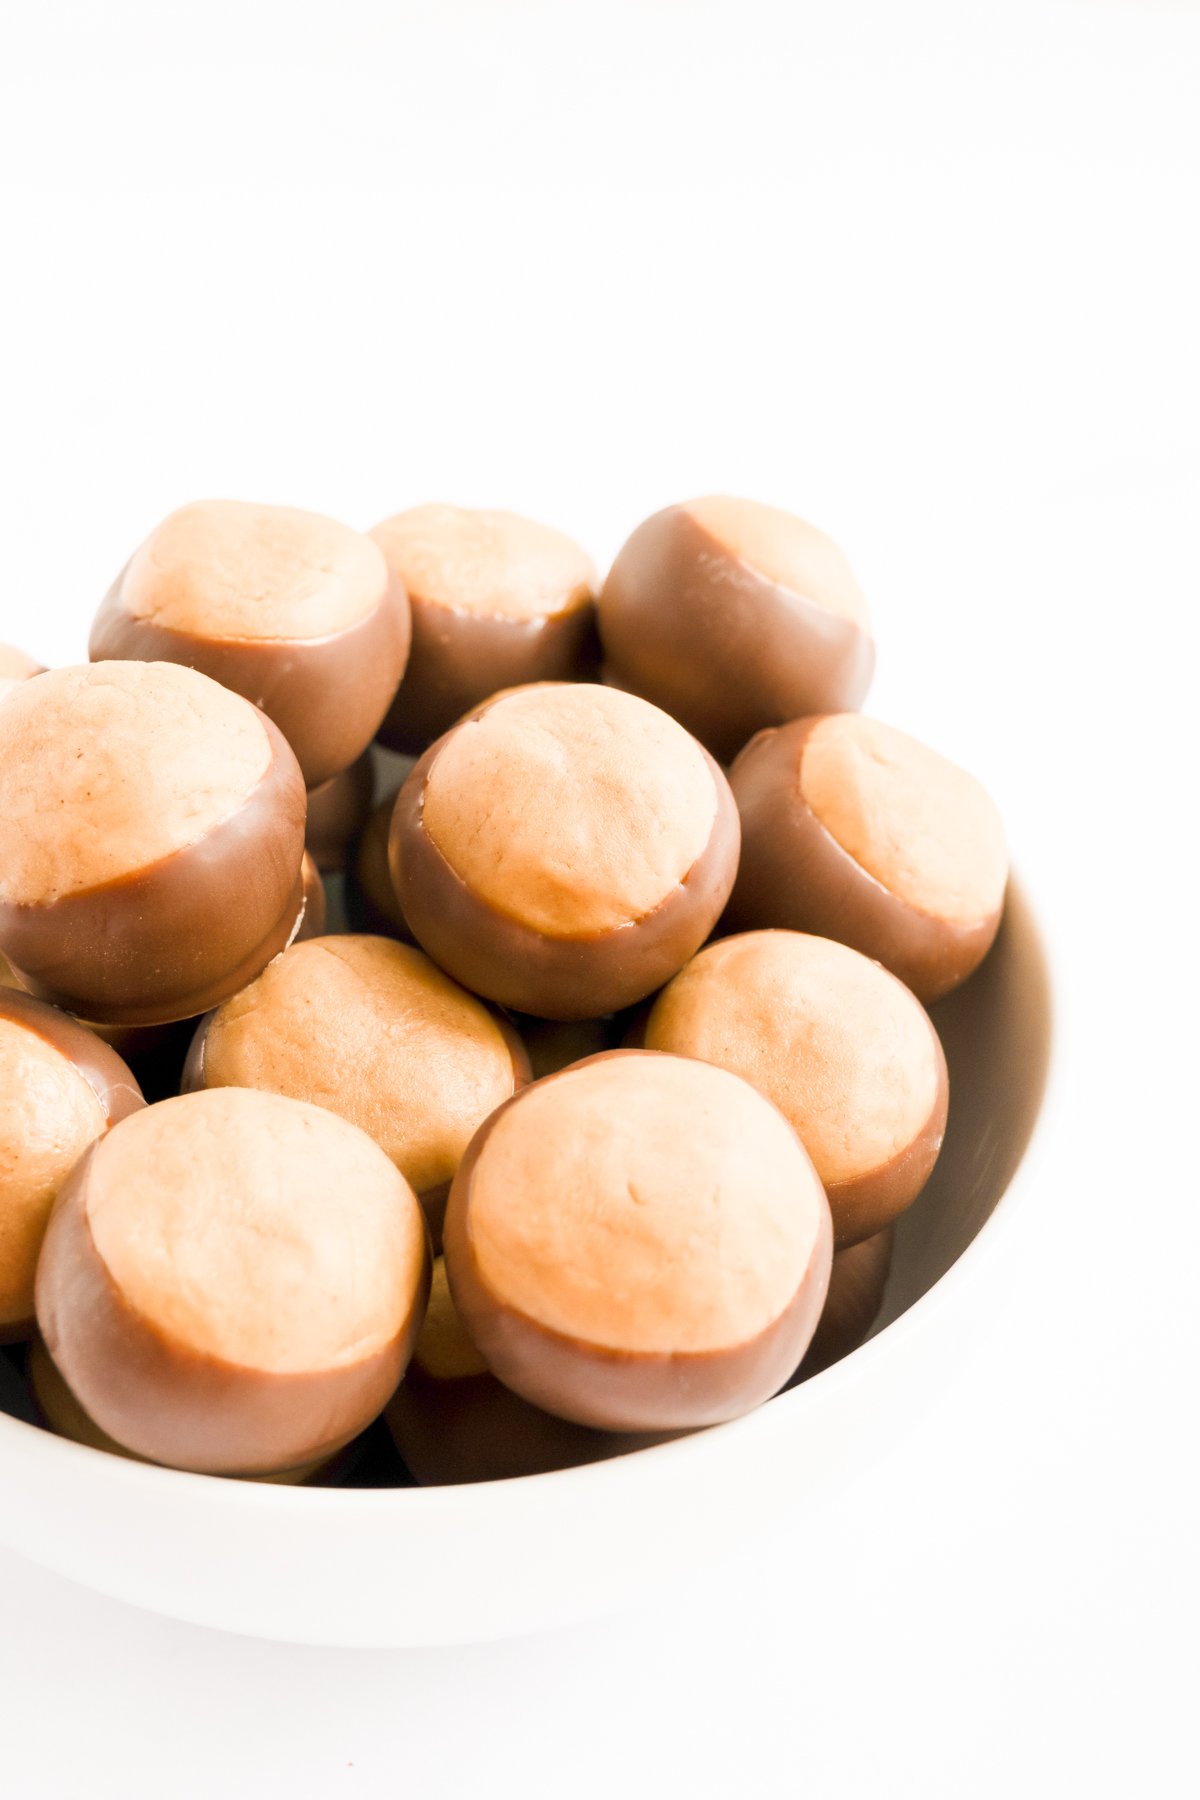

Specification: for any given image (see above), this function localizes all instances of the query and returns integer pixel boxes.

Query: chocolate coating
[0,707,307,1026]
[91,513,412,787]
[26,1338,341,1484]
[35,1092,430,1475]
[444,1051,833,1431]
[345,797,415,942]
[597,498,874,763]
[791,1229,894,1382]
[390,688,741,1020]
[372,506,598,753]
[182,935,529,1251]
[726,716,1007,1001]
[386,1260,670,1484]
[305,752,375,872]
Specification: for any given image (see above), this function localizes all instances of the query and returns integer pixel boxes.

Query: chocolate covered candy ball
[35,1087,429,1475]
[0,991,143,1339]
[91,500,411,786]
[371,505,597,754]
[391,683,740,1019]
[444,1050,833,1431]
[386,1258,659,1484]
[727,714,1008,1000]
[0,662,307,1025]
[184,934,529,1247]
[645,931,947,1247]
[598,497,874,762]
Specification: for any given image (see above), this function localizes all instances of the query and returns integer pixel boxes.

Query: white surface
[1,0,1197,1792]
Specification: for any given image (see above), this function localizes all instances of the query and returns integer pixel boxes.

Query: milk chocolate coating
[376,598,598,756]
[305,752,375,872]
[726,718,1004,1001]
[26,1338,344,1484]
[443,1051,834,1431]
[0,712,307,1026]
[389,714,741,1020]
[90,574,411,788]
[791,1229,894,1382]
[597,503,874,763]
[181,972,529,1254]
[344,797,415,942]
[35,1141,429,1476]
[386,1355,667,1486]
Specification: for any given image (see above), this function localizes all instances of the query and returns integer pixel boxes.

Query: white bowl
[0,879,1053,1647]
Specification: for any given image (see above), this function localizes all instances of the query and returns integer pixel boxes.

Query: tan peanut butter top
[201,936,519,1193]
[422,684,719,937]
[0,662,272,904]
[800,714,1008,926]
[0,1019,106,1325]
[468,1054,824,1354]
[371,505,593,622]
[647,931,943,1187]
[685,496,870,628]
[121,500,389,640]
[86,1088,425,1374]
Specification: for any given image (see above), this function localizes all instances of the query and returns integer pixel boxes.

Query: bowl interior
[872,874,1052,1334]
[0,876,1052,1466]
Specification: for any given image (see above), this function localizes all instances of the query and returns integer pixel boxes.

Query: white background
[2,1,1198,1794]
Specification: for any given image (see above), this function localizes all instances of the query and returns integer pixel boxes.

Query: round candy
[372,505,597,753]
[727,713,1008,1000]
[36,1087,429,1475]
[0,662,307,1024]
[390,683,740,1019]
[184,935,529,1247]
[90,500,411,786]
[597,496,874,762]
[444,1050,833,1431]
[386,1259,657,1484]
[645,931,948,1246]
[0,990,143,1339]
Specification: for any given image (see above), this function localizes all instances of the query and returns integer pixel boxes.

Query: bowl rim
[0,868,1060,1518]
